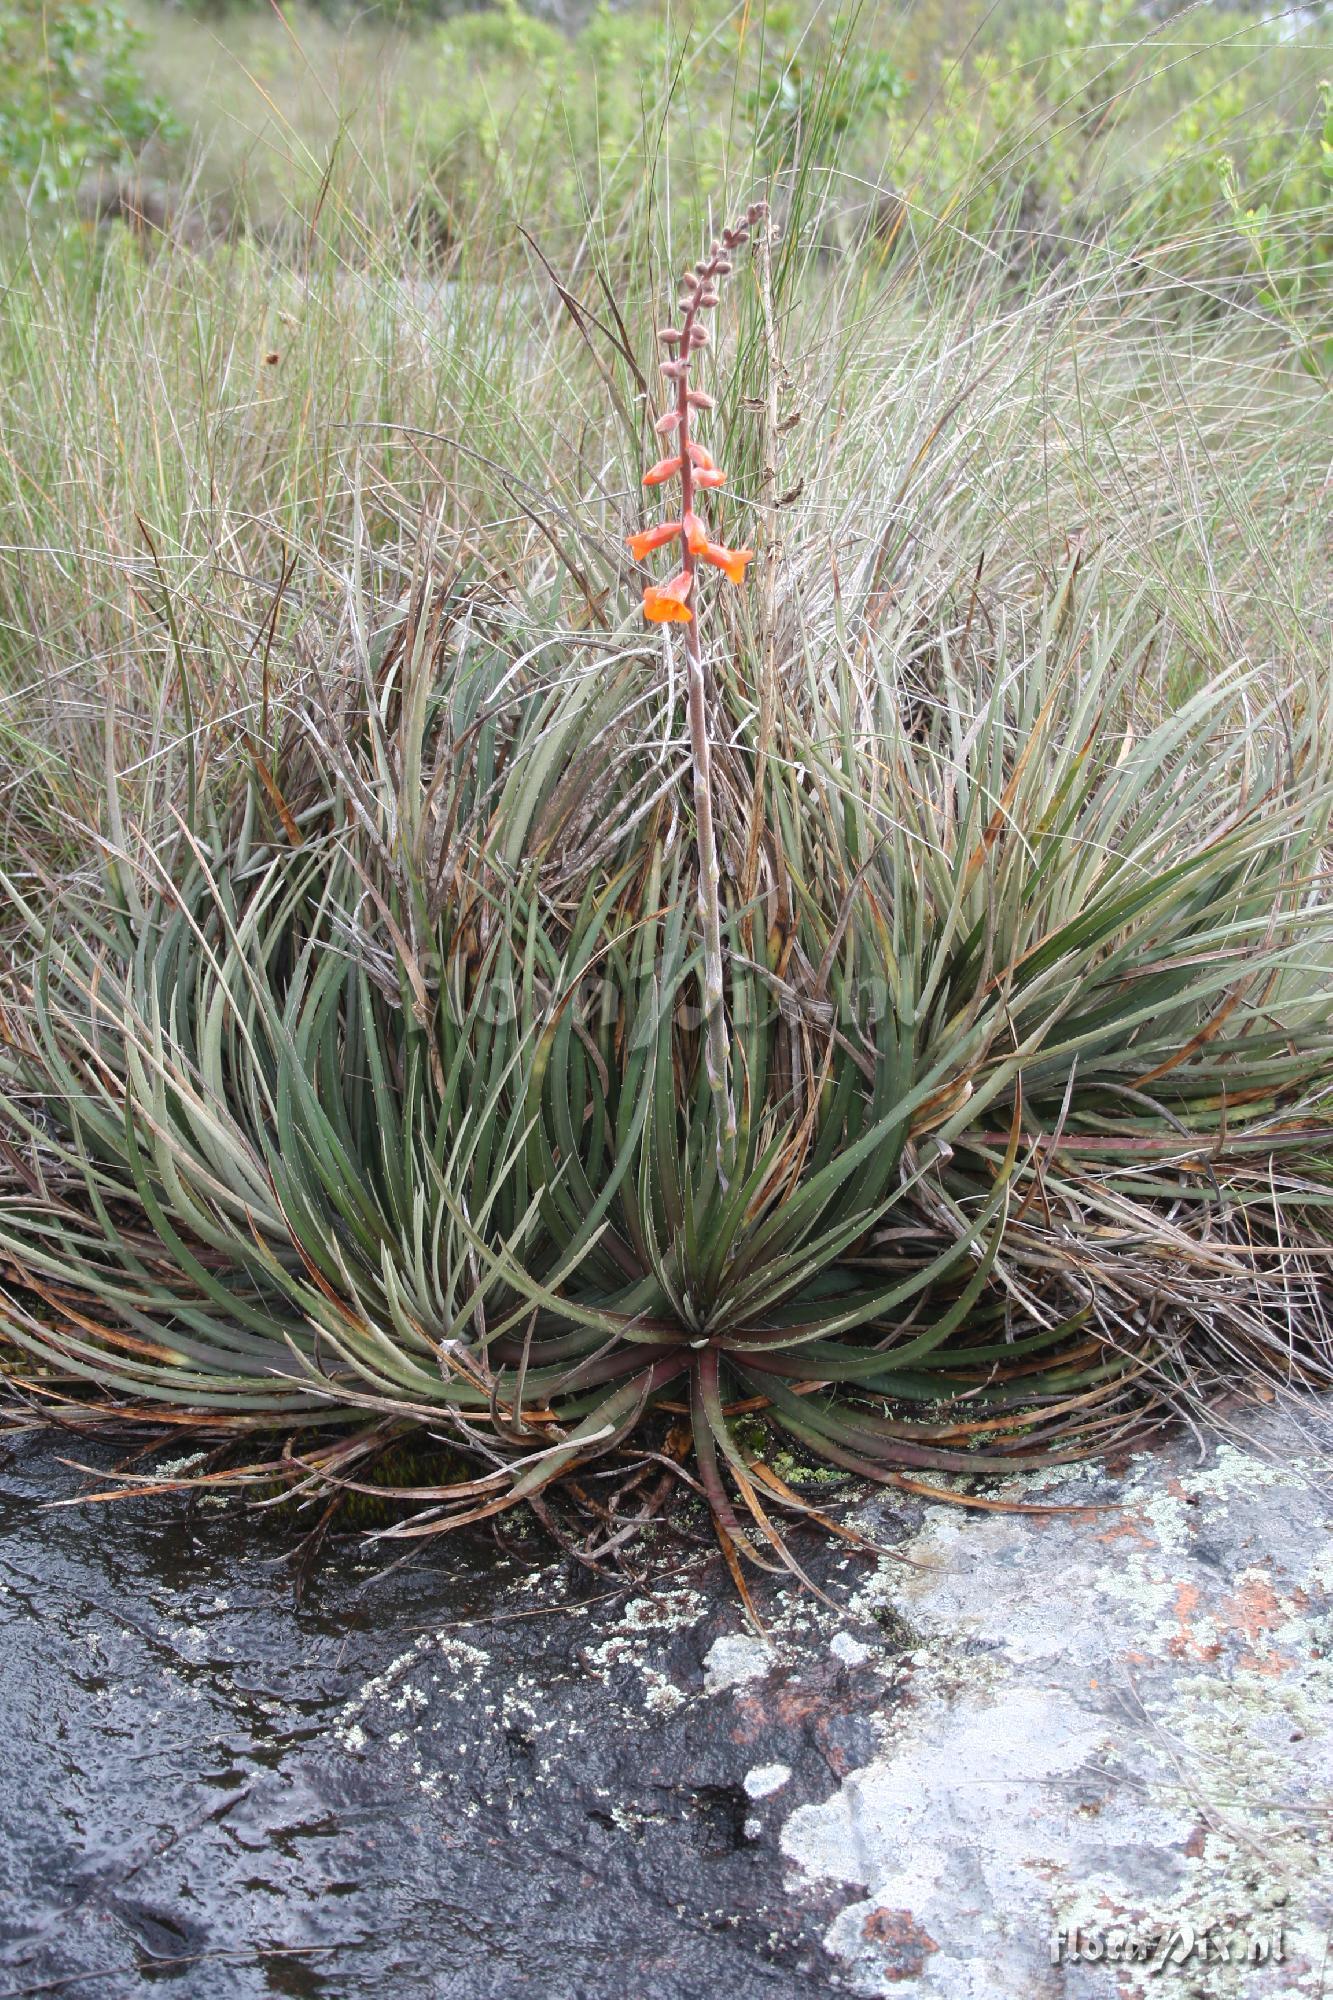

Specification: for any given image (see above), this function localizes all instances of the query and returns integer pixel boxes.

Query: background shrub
[0,0,176,201]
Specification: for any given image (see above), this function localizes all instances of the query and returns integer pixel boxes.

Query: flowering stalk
[631,202,767,1176]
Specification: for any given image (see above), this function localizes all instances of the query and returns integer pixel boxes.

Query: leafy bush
[0,0,176,201]
[745,6,908,176]
[402,0,656,245]
[891,2,1333,289]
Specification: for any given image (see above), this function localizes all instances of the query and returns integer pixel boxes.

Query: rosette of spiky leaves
[3,559,1331,1589]
[0,837,515,1420]
[0,595,676,1478]
[0,809,1134,1582]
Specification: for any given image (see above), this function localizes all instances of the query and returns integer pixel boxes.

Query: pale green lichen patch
[703,1632,777,1694]
[780,1399,1332,1998]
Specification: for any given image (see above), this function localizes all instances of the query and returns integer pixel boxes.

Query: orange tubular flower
[703,542,754,585]
[643,455,683,487]
[642,569,694,623]
[627,520,683,561]
[692,467,727,489]
[686,442,717,470]
[684,512,751,584]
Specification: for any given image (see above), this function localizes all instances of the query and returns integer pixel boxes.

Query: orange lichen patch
[1173,1581,1201,1623]
[1093,1512,1155,1549]
[1220,1573,1300,1676]
[860,1908,939,1980]
[1229,1573,1284,1641]
[1237,1647,1298,1677]
[1166,1581,1217,1662]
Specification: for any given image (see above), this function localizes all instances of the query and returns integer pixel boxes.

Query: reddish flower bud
[689,325,709,347]
[658,327,683,346]
[643,455,683,486]
[687,389,716,410]
[654,409,682,435]
[693,467,727,489]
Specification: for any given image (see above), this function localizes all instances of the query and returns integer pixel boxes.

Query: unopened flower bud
[688,324,709,347]
[713,258,733,275]
[658,326,683,346]
[699,289,720,308]
[655,409,682,435]
[661,359,689,379]
[687,389,715,410]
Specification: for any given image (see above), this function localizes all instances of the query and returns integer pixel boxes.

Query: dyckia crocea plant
[630,203,765,1169]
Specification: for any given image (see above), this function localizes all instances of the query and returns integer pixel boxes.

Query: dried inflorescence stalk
[630,201,768,1175]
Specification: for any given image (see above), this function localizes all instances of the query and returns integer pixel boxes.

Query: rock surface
[0,1392,1327,1999]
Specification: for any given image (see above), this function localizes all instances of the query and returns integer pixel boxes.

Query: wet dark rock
[0,1441,857,1998]
[0,1394,1328,1998]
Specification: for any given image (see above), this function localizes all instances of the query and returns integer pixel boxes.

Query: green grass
[0,0,1330,1593]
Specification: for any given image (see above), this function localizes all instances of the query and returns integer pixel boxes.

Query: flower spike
[627,197,769,1179]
